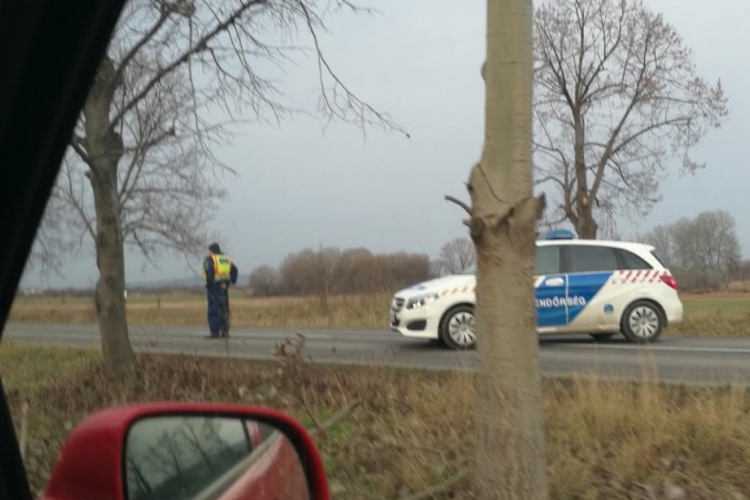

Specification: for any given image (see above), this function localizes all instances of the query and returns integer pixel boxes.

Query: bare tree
[248,265,278,296]
[314,246,340,314]
[277,246,431,296]
[447,0,549,496]
[641,210,742,290]
[640,223,675,268]
[671,210,741,289]
[739,260,750,282]
[435,237,476,275]
[533,0,728,238]
[41,0,403,377]
[278,246,340,312]
[333,247,378,292]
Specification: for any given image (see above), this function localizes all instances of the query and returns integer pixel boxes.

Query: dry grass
[9,292,392,328]
[728,280,750,293]
[676,293,750,337]
[0,342,97,392]
[10,290,750,337]
[2,342,750,499]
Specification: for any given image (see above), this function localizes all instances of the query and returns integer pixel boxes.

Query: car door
[534,244,568,330]
[563,244,620,331]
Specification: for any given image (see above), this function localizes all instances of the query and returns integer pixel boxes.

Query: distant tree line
[250,210,749,297]
[248,238,485,299]
[249,247,434,299]
[22,209,749,299]
[637,210,747,291]
[16,284,206,299]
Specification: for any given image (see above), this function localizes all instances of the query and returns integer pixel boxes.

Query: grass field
[2,341,750,499]
[9,289,750,337]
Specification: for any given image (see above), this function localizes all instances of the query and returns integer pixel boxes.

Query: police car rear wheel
[622,300,663,343]
[440,305,476,350]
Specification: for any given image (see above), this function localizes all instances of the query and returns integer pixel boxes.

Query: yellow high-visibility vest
[203,253,232,284]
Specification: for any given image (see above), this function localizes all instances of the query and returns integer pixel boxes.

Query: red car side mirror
[38,403,330,500]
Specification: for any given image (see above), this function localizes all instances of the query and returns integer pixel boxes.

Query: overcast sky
[22,0,750,288]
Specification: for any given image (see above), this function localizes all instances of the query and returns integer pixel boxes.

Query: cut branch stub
[495,205,515,228]
[502,195,548,230]
[444,194,472,216]
[469,216,486,242]
[468,194,547,242]
[535,193,547,220]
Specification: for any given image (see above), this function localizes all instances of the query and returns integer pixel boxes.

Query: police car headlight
[406,293,440,310]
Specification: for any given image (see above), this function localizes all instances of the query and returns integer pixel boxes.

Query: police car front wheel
[440,305,476,350]
[621,300,664,343]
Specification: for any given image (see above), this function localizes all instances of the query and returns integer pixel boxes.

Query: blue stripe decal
[566,272,613,323]
[535,274,567,327]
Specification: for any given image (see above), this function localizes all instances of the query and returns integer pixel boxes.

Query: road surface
[3,322,750,385]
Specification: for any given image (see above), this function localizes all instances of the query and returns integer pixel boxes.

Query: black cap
[208,243,221,254]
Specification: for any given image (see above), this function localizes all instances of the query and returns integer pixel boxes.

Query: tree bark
[470,0,549,498]
[82,58,136,378]
[89,160,136,377]
[576,211,598,239]
[573,111,598,239]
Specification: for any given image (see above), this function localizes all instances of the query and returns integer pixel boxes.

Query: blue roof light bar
[543,229,577,240]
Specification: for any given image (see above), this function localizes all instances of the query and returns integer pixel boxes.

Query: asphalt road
[3,322,750,386]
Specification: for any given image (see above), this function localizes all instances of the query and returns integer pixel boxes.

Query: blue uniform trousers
[206,284,229,336]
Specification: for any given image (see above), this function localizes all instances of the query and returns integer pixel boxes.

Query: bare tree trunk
[470,0,549,497]
[573,186,598,239]
[83,58,136,378]
[576,210,598,239]
[89,161,136,377]
[573,113,598,239]
[320,275,330,317]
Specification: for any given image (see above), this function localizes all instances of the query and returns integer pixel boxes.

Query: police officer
[203,243,239,338]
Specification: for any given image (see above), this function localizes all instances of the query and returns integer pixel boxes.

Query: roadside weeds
[2,340,750,499]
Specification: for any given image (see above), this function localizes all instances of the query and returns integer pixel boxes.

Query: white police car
[389,230,683,350]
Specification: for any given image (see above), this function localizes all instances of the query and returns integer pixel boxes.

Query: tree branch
[297,0,408,136]
[579,1,625,100]
[118,126,176,202]
[108,0,266,134]
[589,30,653,200]
[444,195,472,216]
[112,9,171,86]
[62,160,96,241]
[70,135,93,167]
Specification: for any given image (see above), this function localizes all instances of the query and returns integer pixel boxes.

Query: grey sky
[22,0,750,288]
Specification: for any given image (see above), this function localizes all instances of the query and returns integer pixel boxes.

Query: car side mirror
[39,403,329,500]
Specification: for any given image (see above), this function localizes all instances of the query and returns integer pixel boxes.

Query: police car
[389,230,683,350]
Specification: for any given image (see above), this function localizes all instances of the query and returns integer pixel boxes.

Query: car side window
[617,249,653,270]
[535,245,561,275]
[567,245,618,273]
